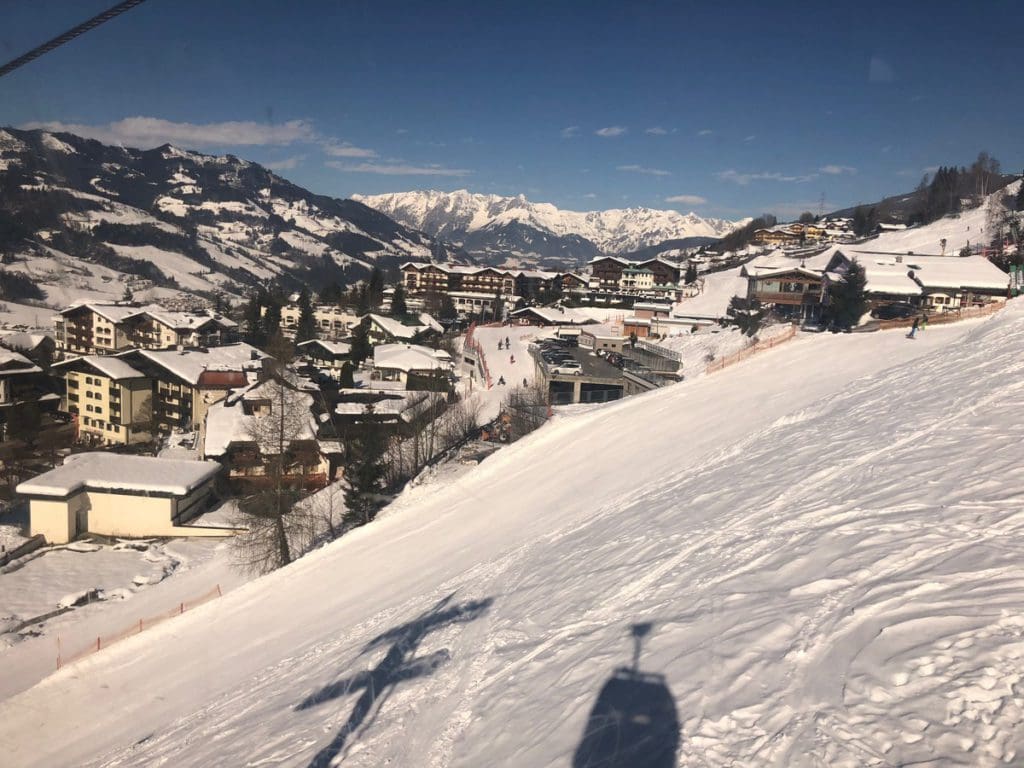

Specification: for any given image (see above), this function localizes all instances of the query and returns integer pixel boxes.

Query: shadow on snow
[572,622,680,768]
[297,592,494,767]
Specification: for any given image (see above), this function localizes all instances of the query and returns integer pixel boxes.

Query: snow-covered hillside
[3,303,1022,767]
[354,189,747,256]
[0,128,451,317]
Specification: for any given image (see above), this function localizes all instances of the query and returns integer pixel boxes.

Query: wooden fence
[56,584,222,669]
[705,325,798,375]
[875,301,1004,331]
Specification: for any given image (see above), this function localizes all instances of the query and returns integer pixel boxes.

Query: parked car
[871,303,917,320]
[551,360,583,375]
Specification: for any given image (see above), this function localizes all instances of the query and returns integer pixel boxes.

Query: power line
[0,0,149,80]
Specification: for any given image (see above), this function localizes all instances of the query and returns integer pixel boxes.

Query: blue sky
[2,0,1022,220]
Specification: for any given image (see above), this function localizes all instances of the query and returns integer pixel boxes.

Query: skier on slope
[510,354,515,364]
[497,375,506,385]
[907,316,920,339]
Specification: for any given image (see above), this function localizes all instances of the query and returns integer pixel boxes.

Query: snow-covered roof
[365,313,427,340]
[854,255,1009,295]
[373,343,452,373]
[53,355,145,380]
[204,379,316,457]
[59,301,139,323]
[136,304,238,330]
[17,453,220,498]
[124,343,267,385]
[509,306,596,325]
[0,331,52,352]
[298,339,351,356]
[334,390,444,421]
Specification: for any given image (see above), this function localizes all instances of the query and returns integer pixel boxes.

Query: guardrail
[56,584,223,670]
[464,322,493,388]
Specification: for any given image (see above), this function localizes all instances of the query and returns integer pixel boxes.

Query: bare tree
[231,372,320,575]
[504,383,549,441]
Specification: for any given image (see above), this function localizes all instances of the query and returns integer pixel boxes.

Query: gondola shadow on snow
[296,592,494,768]
[572,622,680,768]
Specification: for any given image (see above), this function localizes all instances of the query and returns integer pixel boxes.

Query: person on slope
[510,354,515,364]
[497,375,506,385]
[907,316,920,339]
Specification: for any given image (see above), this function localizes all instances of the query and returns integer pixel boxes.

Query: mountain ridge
[354,188,749,267]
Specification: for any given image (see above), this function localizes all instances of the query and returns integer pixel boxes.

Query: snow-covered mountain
[3,302,1023,767]
[0,128,457,315]
[354,189,748,266]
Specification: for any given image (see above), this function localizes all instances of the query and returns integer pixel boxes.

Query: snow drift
[2,305,1024,767]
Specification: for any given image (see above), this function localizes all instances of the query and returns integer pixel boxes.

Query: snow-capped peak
[353,189,748,254]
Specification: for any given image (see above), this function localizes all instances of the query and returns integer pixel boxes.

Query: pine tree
[295,285,317,343]
[263,298,283,342]
[684,263,698,285]
[121,283,134,302]
[367,267,385,309]
[439,294,458,322]
[1016,181,1024,212]
[350,316,372,366]
[826,260,868,329]
[343,404,386,527]
[390,283,408,318]
[339,361,355,388]
[242,294,265,347]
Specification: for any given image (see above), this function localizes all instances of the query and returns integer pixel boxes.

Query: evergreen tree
[295,285,317,343]
[263,298,283,342]
[339,361,355,388]
[826,260,868,329]
[319,282,343,304]
[121,283,134,302]
[439,294,458,322]
[492,290,504,322]
[356,284,371,316]
[1016,180,1024,212]
[725,296,765,336]
[350,316,373,366]
[343,405,386,527]
[390,283,408,318]
[684,263,698,285]
[367,267,385,309]
[242,293,265,347]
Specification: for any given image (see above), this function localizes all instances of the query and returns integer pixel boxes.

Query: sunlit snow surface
[2,306,1024,767]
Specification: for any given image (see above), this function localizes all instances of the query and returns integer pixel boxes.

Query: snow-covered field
[1,305,1022,767]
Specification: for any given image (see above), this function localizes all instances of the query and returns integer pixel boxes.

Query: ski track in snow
[3,309,1024,767]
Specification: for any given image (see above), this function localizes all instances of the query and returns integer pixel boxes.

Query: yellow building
[18,453,230,544]
[52,356,154,445]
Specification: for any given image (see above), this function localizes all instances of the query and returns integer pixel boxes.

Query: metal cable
[0,0,149,79]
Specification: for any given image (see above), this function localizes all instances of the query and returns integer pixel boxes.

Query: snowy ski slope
[1,306,1023,767]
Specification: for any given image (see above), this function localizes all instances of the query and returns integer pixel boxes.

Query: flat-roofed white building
[17,453,230,544]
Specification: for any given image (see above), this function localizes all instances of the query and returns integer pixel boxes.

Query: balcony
[752,291,821,305]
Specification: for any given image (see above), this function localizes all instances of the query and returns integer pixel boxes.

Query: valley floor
[1,311,1020,767]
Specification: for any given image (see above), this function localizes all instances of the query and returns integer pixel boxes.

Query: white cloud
[697,129,713,136]
[583,193,597,199]
[395,128,409,134]
[743,134,756,143]
[560,126,580,139]
[869,55,895,83]
[665,194,707,205]
[595,126,627,138]
[820,164,856,175]
[20,117,318,148]
[264,155,305,171]
[644,127,669,136]
[327,160,471,177]
[718,169,819,185]
[322,141,378,158]
[617,164,670,177]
